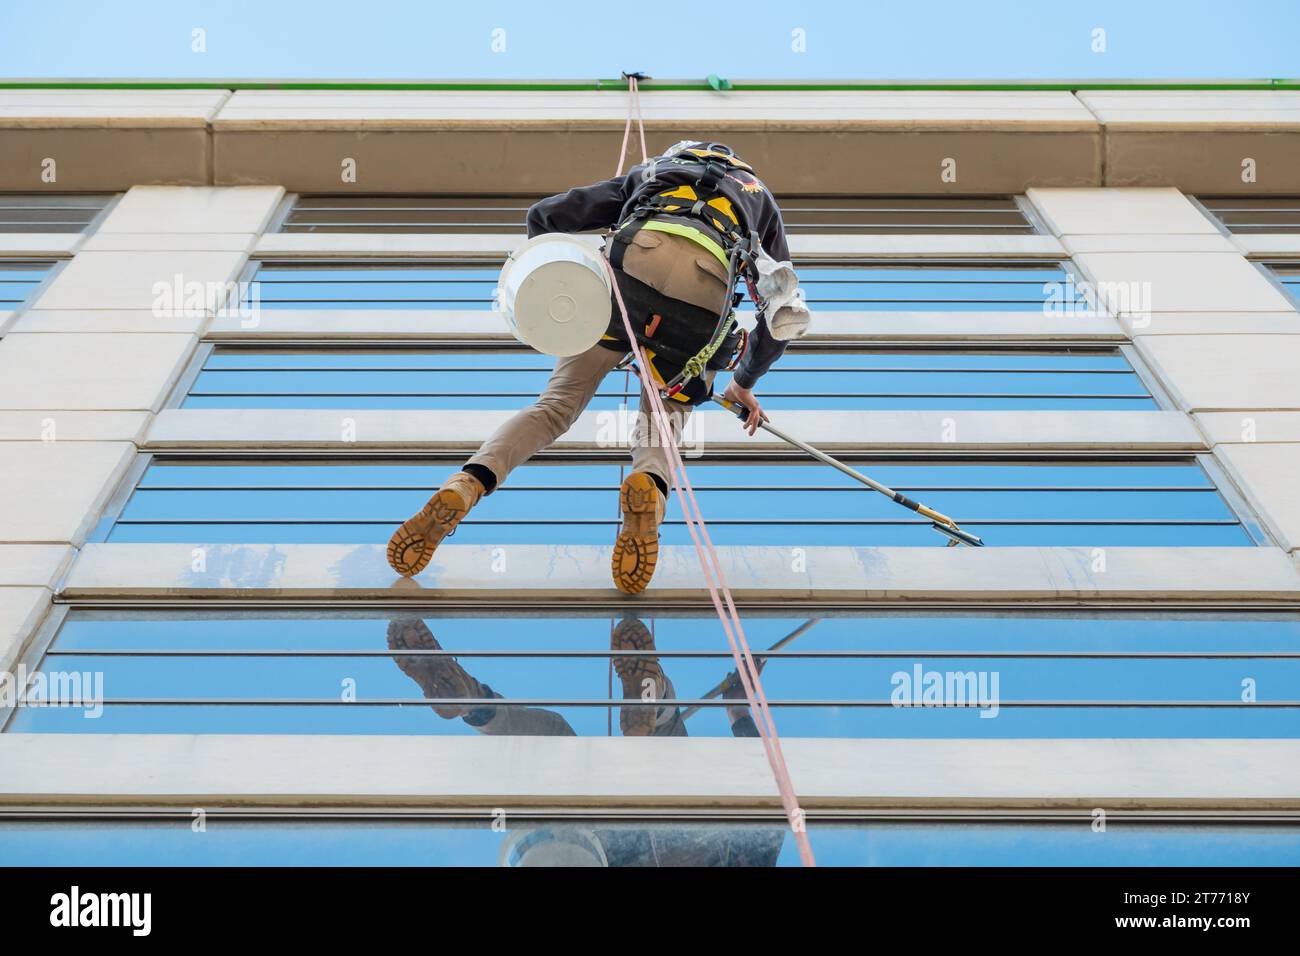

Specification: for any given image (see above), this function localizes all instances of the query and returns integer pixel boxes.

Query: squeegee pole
[709,395,983,546]
[679,618,822,722]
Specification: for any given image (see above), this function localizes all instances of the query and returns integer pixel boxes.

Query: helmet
[661,141,753,172]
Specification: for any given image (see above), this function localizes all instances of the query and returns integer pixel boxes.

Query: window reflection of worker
[386,615,784,867]
[386,615,761,740]
[387,142,809,594]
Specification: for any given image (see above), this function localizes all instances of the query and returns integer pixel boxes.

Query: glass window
[1266,261,1300,304]
[180,344,1156,412]
[6,608,1297,738]
[1198,197,1300,234]
[102,456,1254,547]
[279,195,1037,235]
[0,194,111,234]
[0,259,54,308]
[0,816,1293,867]
[246,259,1082,312]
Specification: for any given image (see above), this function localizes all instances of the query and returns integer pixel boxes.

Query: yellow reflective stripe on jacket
[641,219,729,268]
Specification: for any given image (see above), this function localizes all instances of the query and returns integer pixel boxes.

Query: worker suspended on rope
[386,140,810,593]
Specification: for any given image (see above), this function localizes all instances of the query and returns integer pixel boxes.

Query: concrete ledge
[0,332,197,412]
[213,90,1101,194]
[0,234,80,256]
[0,441,135,546]
[1063,235,1237,254]
[1135,334,1300,412]
[10,309,209,335]
[79,233,255,253]
[1077,93,1300,192]
[208,308,1125,341]
[0,411,149,443]
[60,544,1300,602]
[0,587,52,674]
[253,231,1067,260]
[1103,132,1300,193]
[216,129,1102,195]
[29,249,247,311]
[96,185,283,234]
[0,735,1295,810]
[1027,187,1221,236]
[0,91,227,190]
[1234,235,1300,256]
[0,129,212,191]
[144,408,1204,452]
[1121,312,1300,337]
[0,90,229,127]
[1215,444,1300,552]
[214,89,1100,129]
[1197,412,1300,445]
[0,545,74,589]
[1073,251,1296,313]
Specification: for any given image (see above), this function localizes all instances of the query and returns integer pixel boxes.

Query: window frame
[82,449,1275,549]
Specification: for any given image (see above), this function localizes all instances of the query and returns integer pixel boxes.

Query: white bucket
[497,233,612,356]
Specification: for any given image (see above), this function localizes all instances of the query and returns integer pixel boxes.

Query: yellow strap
[660,185,698,201]
[707,195,737,224]
[643,349,691,403]
[641,219,729,268]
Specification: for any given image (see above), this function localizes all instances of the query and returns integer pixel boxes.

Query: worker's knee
[530,394,584,434]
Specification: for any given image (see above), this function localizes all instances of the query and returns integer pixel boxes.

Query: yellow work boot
[610,616,669,736]
[387,471,486,577]
[387,617,485,719]
[611,472,666,595]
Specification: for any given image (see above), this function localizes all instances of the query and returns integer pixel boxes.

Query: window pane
[0,195,110,233]
[106,457,1254,547]
[0,259,54,307]
[8,608,1296,737]
[247,259,1082,312]
[181,344,1156,412]
[1199,197,1300,234]
[0,817,1293,866]
[280,195,1037,235]
[1267,261,1300,305]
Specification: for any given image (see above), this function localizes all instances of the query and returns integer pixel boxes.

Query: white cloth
[752,249,811,341]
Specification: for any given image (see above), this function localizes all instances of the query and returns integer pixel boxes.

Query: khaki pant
[469,232,724,493]
[467,341,716,493]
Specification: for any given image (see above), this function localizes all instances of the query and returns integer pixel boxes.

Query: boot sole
[610,617,662,736]
[612,473,661,595]
[386,488,470,577]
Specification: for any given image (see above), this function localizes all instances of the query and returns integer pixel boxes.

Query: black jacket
[525,159,794,388]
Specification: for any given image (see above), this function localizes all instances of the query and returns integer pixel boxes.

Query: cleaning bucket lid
[497,234,612,357]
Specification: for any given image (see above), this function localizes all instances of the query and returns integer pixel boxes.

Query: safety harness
[603,145,762,405]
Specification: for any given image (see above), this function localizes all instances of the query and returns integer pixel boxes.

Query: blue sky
[0,0,1295,80]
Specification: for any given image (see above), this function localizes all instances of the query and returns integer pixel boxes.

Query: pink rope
[603,259,815,867]
[614,76,649,176]
[608,73,814,866]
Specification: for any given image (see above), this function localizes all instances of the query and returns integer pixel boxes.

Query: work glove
[753,250,811,341]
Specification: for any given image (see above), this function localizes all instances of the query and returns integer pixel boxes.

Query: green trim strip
[641,219,729,267]
[0,79,1297,92]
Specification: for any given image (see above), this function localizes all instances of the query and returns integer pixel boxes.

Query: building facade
[0,83,1298,865]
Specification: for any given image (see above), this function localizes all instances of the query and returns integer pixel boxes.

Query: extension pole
[680,618,822,722]
[710,396,984,547]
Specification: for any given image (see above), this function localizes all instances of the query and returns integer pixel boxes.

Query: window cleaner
[386,137,809,593]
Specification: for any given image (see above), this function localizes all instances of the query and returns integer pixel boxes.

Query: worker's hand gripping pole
[710,396,986,547]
